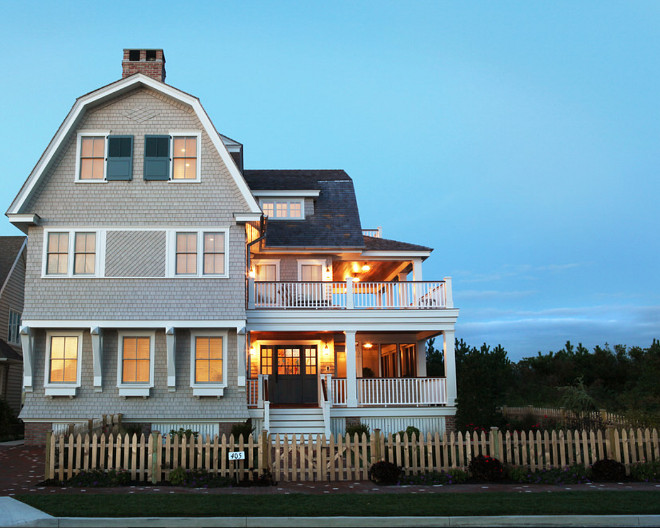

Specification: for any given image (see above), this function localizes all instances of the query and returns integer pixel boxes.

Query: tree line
[426,338,660,429]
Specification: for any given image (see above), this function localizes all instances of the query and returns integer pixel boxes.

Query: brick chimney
[122,49,166,82]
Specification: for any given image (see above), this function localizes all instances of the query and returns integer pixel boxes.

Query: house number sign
[228,451,246,460]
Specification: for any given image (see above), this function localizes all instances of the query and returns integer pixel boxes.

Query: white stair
[268,407,326,437]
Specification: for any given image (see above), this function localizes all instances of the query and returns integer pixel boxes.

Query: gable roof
[0,236,26,298]
[243,170,364,248]
[6,73,261,217]
[363,235,432,252]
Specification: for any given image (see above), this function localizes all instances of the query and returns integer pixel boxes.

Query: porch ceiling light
[361,264,371,272]
[352,263,360,273]
[363,342,373,349]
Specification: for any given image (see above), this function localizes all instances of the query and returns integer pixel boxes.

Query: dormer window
[260,199,304,219]
[76,132,134,182]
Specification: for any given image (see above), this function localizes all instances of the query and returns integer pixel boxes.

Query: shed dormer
[252,189,321,220]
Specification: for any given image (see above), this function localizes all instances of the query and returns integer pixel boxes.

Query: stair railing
[321,374,332,436]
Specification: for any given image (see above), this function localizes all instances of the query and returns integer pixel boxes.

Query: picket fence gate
[44,427,660,483]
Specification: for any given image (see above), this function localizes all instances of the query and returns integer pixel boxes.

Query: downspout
[246,215,267,273]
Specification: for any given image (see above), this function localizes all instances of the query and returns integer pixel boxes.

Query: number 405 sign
[228,451,246,460]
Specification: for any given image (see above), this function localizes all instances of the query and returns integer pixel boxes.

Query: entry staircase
[268,407,326,437]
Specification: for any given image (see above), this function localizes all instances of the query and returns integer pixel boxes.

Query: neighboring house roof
[0,236,26,297]
[363,235,432,253]
[0,339,21,361]
[244,170,365,248]
[6,73,261,218]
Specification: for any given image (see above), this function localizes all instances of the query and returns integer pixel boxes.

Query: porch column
[416,339,427,377]
[345,330,358,407]
[443,329,457,406]
[91,327,103,392]
[412,258,423,281]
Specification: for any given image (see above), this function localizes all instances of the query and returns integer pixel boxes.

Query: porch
[247,278,453,310]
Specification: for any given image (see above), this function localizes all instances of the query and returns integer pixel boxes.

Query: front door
[266,345,318,405]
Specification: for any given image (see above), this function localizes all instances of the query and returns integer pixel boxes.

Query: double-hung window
[170,229,227,277]
[117,331,155,397]
[76,133,134,181]
[44,230,99,277]
[44,331,83,396]
[190,331,227,396]
[7,310,21,346]
[144,132,201,182]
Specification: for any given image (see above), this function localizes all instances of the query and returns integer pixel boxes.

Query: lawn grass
[16,491,660,517]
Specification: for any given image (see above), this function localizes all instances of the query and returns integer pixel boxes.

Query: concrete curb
[2,500,660,528]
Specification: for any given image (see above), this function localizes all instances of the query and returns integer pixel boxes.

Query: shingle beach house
[6,50,459,444]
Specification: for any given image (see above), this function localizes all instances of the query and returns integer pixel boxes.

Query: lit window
[122,336,151,383]
[80,137,105,180]
[194,337,223,383]
[49,336,79,383]
[7,310,21,345]
[44,331,83,396]
[260,199,304,219]
[176,233,197,274]
[46,233,69,275]
[74,233,96,275]
[190,331,227,396]
[260,347,273,375]
[203,232,225,275]
[172,136,198,180]
[171,229,228,278]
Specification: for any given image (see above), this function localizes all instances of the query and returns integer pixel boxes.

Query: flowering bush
[630,461,660,482]
[59,469,131,487]
[507,464,590,485]
[468,455,505,481]
[168,467,233,488]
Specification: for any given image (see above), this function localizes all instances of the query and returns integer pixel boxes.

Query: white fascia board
[7,74,261,215]
[234,213,262,223]
[6,213,41,225]
[0,238,27,298]
[246,309,459,333]
[258,247,364,254]
[251,190,321,198]
[22,319,247,330]
[361,250,432,258]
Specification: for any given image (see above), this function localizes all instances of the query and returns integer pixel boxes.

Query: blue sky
[1,1,658,359]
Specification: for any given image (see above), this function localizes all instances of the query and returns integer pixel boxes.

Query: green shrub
[346,422,370,438]
[168,428,198,441]
[231,420,255,440]
[393,426,422,441]
[369,461,402,485]
[591,459,626,482]
[507,464,590,484]
[630,461,660,482]
[167,467,233,488]
[60,469,131,487]
[401,469,469,485]
[468,455,505,482]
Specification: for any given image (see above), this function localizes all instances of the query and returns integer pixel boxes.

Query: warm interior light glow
[248,267,256,278]
[352,263,360,273]
[363,342,373,349]
[249,346,255,356]
[361,264,371,272]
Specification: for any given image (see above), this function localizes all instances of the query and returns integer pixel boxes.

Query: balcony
[248,278,453,310]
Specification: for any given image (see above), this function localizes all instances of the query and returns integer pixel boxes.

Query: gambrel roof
[6,73,261,220]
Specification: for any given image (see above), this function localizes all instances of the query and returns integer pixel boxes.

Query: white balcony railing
[362,227,382,238]
[357,377,447,406]
[332,377,347,406]
[249,279,452,310]
[247,378,259,407]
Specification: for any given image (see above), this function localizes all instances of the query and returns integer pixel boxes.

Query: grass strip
[16,491,660,518]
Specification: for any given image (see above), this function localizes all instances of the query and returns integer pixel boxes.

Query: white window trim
[117,330,156,397]
[190,330,228,397]
[44,330,83,397]
[166,228,229,278]
[297,259,327,281]
[42,229,103,278]
[168,131,202,183]
[74,131,111,183]
[252,259,281,281]
[259,198,305,220]
[7,309,21,346]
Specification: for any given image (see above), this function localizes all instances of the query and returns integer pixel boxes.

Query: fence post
[374,429,382,461]
[489,427,499,458]
[260,430,270,473]
[606,427,616,460]
[151,433,160,484]
[44,431,52,480]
